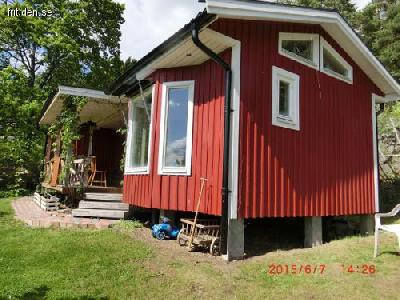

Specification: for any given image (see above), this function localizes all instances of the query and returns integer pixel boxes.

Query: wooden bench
[374,204,400,257]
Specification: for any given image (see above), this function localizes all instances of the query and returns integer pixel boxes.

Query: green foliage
[0,0,127,195]
[48,95,87,183]
[357,1,400,81]
[0,0,126,90]
[280,0,358,26]
[0,67,44,196]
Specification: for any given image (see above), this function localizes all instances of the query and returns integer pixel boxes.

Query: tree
[0,0,127,195]
[280,0,359,26]
[0,0,125,90]
[0,67,44,195]
[375,2,400,81]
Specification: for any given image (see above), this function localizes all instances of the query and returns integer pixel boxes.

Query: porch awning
[39,86,129,129]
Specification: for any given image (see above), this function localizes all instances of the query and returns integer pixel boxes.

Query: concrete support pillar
[304,217,323,248]
[159,209,176,225]
[226,218,244,261]
[360,215,374,235]
[151,209,160,225]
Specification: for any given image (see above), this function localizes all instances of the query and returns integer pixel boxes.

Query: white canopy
[40,86,129,129]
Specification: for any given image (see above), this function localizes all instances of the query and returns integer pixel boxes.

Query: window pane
[130,94,151,168]
[164,87,189,168]
[279,80,290,117]
[323,48,348,77]
[282,40,313,61]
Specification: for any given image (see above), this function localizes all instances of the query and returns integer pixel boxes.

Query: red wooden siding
[123,55,229,216]
[123,18,383,218]
[211,19,383,218]
[75,128,124,187]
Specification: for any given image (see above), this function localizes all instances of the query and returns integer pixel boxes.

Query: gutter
[191,22,231,255]
[106,10,216,96]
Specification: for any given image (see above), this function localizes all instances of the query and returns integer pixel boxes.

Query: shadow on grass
[20,286,50,300]
[0,286,110,300]
[0,209,12,217]
[59,296,110,300]
[0,286,50,300]
[379,251,400,257]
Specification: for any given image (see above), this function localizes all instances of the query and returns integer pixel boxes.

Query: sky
[116,0,372,61]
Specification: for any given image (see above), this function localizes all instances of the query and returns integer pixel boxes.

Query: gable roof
[107,0,400,101]
[106,10,216,96]
[207,0,400,99]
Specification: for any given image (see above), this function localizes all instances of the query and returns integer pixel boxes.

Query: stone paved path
[12,196,117,229]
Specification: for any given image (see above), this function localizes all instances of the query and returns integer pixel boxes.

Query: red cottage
[106,0,400,259]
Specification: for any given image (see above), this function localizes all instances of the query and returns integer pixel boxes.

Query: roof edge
[106,10,216,96]
[206,0,400,98]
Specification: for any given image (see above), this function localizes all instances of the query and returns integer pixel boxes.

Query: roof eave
[206,0,400,99]
[106,10,217,96]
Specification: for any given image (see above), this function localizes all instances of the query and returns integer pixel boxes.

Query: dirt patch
[127,227,242,274]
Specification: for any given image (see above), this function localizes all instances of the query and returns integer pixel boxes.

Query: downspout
[192,23,232,255]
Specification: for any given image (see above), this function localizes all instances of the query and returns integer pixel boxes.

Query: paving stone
[13,197,116,231]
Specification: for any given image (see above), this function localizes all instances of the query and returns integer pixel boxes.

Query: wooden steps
[84,193,123,202]
[79,201,129,210]
[72,208,128,219]
[72,192,129,220]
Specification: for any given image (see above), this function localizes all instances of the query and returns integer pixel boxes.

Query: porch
[39,86,129,219]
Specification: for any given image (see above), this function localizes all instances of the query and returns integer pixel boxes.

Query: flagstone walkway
[12,196,117,229]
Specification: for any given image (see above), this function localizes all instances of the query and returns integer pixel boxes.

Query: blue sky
[116,0,371,61]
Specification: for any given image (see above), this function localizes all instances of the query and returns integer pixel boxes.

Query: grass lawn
[1,197,400,299]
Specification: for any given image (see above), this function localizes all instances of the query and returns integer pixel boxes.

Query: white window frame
[278,32,320,70]
[320,37,353,84]
[158,80,195,176]
[272,66,300,131]
[124,85,155,175]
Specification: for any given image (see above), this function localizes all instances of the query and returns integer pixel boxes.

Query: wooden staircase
[72,192,130,219]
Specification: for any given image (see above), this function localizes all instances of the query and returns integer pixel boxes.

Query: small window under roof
[278,33,319,69]
[320,38,353,83]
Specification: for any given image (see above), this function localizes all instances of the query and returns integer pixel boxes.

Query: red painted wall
[123,18,383,218]
[211,19,383,218]
[123,54,229,216]
[76,128,124,187]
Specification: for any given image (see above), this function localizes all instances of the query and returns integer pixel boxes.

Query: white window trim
[278,32,319,70]
[158,80,195,176]
[320,37,353,84]
[124,85,155,175]
[272,66,300,131]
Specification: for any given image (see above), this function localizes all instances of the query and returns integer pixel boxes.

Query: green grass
[1,197,400,299]
[111,220,143,231]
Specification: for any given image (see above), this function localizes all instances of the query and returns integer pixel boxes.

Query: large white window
[320,38,353,83]
[125,86,154,174]
[278,32,319,69]
[158,81,194,175]
[272,66,300,131]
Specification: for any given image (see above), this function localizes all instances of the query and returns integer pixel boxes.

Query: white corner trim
[206,0,400,97]
[372,94,383,213]
[271,66,300,131]
[157,80,195,176]
[229,40,241,220]
[124,85,155,175]
[278,32,319,70]
[320,37,353,84]
[200,28,241,220]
